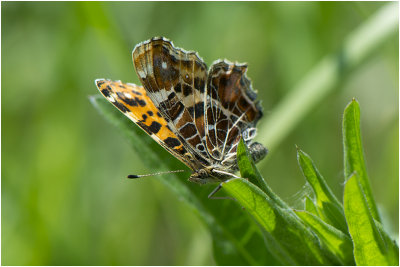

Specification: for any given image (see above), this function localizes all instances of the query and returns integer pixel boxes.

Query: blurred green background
[2,2,398,265]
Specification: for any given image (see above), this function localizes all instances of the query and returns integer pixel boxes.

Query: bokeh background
[2,2,398,265]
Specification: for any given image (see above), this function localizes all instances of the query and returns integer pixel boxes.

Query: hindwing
[131,37,263,169]
[204,60,263,165]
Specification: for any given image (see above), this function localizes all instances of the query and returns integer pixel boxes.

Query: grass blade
[257,3,397,155]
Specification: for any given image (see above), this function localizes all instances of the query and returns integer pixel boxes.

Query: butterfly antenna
[127,169,187,179]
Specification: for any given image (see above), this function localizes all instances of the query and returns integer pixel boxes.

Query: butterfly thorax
[188,141,268,184]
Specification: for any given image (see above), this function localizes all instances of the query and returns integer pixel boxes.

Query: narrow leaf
[237,138,266,189]
[344,174,399,265]
[237,138,288,209]
[222,178,340,265]
[295,210,355,265]
[297,148,348,233]
[304,196,319,217]
[343,99,380,222]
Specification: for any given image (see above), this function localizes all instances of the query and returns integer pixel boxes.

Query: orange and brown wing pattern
[132,37,211,166]
[95,37,267,183]
[131,37,263,169]
[95,79,194,168]
[204,60,263,164]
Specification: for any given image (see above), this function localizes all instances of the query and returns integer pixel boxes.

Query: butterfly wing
[132,37,211,167]
[132,37,263,169]
[95,79,196,169]
[204,60,263,165]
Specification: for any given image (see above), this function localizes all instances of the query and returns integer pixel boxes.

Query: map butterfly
[96,37,267,184]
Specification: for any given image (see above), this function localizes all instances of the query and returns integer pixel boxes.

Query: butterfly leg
[208,183,236,200]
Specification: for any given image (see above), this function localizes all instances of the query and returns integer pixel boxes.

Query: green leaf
[222,178,340,265]
[304,196,319,217]
[90,95,276,265]
[343,99,381,222]
[237,139,288,209]
[344,174,399,265]
[237,138,267,192]
[295,210,355,265]
[297,148,348,234]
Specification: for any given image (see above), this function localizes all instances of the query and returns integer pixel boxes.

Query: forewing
[205,60,263,163]
[95,79,194,169]
[132,37,211,166]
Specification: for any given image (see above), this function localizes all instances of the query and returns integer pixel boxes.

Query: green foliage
[344,174,398,265]
[297,148,348,234]
[304,196,319,216]
[343,99,381,222]
[221,99,398,265]
[295,211,354,265]
[236,139,288,209]
[222,169,338,264]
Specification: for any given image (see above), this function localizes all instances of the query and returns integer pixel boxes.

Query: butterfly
[95,37,267,184]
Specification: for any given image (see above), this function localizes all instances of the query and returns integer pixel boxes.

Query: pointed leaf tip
[343,98,380,222]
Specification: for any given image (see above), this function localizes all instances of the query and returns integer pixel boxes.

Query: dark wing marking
[132,37,211,167]
[204,60,263,164]
[95,79,197,169]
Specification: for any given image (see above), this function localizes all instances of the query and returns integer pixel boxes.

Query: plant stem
[257,3,398,158]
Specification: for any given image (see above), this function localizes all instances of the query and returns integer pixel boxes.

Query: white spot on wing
[107,96,116,103]
[162,61,167,69]
[138,70,146,78]
[149,89,168,102]
[124,92,133,98]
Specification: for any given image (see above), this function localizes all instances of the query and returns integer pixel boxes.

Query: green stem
[257,3,398,157]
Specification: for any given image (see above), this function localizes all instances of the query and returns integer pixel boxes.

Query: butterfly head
[188,141,268,184]
[188,168,221,184]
